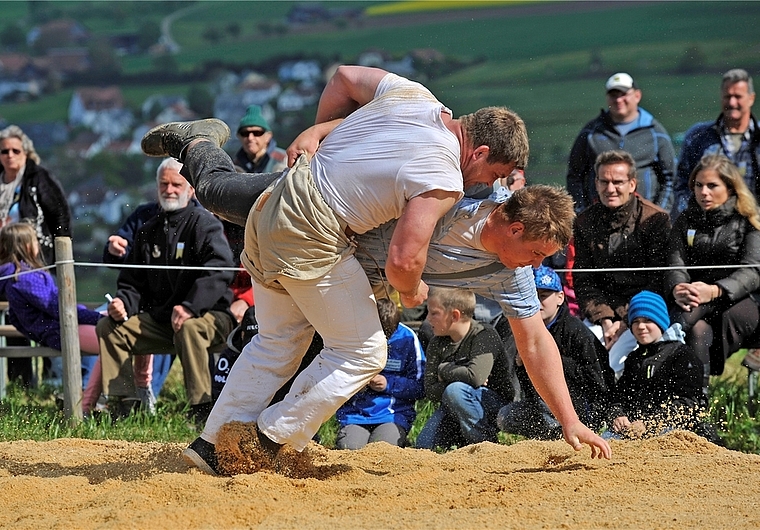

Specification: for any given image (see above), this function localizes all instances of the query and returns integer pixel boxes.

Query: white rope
[0,260,756,283]
[74,261,241,272]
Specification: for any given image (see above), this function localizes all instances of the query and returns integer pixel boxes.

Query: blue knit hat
[627,290,669,332]
[533,265,562,292]
[238,105,271,132]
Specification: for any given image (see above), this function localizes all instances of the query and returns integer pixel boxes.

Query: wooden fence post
[56,237,82,423]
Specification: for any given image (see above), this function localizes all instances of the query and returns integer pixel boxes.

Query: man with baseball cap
[567,72,677,212]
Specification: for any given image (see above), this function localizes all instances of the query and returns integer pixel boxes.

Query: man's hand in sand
[563,420,611,459]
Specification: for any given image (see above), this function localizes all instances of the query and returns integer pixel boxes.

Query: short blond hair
[494,184,575,247]
[428,287,476,319]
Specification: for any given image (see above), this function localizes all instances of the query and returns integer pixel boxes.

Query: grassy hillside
[4,1,758,185]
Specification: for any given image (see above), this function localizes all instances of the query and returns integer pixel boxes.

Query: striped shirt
[354,188,540,319]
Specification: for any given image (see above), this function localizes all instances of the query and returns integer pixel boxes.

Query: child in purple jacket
[0,222,152,414]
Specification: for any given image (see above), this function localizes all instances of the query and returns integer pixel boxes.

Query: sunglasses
[238,129,267,138]
[0,148,22,156]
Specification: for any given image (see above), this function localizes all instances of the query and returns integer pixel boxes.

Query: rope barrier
[0,260,757,283]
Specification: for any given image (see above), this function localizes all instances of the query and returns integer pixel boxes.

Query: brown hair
[428,287,476,319]
[0,222,47,279]
[688,154,760,230]
[594,150,637,181]
[495,184,575,247]
[458,107,529,169]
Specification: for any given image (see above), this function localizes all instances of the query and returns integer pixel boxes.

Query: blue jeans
[150,354,175,397]
[416,382,505,450]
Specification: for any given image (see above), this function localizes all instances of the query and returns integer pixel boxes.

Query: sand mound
[0,432,758,529]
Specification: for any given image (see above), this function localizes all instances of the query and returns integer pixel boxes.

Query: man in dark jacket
[497,265,615,439]
[572,150,671,377]
[97,158,235,421]
[672,68,760,216]
[566,73,676,213]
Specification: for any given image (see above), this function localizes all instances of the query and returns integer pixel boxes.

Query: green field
[3,0,759,186]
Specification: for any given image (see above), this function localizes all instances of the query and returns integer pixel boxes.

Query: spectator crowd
[2,66,759,454]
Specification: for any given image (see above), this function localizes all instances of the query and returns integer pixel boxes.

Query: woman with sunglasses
[0,125,71,266]
[0,124,72,386]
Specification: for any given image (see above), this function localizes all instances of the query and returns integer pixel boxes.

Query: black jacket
[573,194,671,324]
[14,159,71,265]
[115,202,235,324]
[498,304,615,429]
[666,196,760,303]
[424,319,511,402]
[608,340,704,430]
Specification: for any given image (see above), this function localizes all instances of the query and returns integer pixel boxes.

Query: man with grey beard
[97,158,236,421]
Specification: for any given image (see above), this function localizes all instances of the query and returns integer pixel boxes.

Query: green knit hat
[238,105,271,132]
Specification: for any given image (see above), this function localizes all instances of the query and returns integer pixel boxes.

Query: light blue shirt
[354,188,540,319]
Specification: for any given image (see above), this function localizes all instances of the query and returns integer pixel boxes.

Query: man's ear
[556,290,565,306]
[450,308,462,322]
[472,145,490,161]
[508,221,525,237]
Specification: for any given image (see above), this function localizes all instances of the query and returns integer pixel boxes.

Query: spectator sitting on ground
[496,265,615,440]
[96,157,235,422]
[603,291,711,441]
[415,288,511,451]
[335,298,426,450]
[666,154,760,394]
[572,150,671,378]
[673,68,759,217]
[566,72,677,213]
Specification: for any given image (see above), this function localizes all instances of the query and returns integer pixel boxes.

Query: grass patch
[4,352,756,455]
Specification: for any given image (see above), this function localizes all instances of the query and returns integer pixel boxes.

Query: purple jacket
[0,262,101,350]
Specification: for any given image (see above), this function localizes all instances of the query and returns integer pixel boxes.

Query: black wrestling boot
[183,437,219,476]
[141,118,230,160]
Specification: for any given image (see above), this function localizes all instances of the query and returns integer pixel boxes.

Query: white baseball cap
[605,72,637,92]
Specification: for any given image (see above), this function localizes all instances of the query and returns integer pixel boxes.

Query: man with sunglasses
[566,72,676,213]
[234,105,288,175]
[572,150,671,378]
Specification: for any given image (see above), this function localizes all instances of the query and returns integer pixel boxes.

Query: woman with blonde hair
[666,154,760,390]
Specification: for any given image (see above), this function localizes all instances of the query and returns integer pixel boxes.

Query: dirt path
[0,431,757,529]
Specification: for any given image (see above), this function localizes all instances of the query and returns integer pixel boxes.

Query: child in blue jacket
[335,298,425,449]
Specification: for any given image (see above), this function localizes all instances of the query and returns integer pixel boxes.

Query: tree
[226,22,241,41]
[88,37,122,78]
[0,23,26,49]
[137,21,161,52]
[202,25,223,45]
[678,45,707,74]
[187,84,214,117]
[152,53,178,74]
